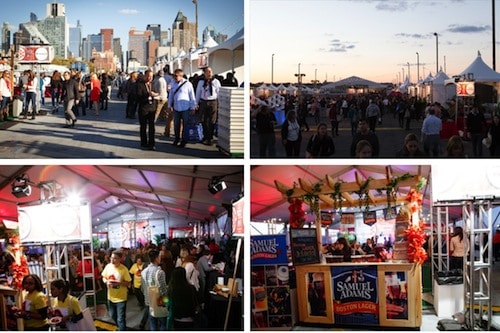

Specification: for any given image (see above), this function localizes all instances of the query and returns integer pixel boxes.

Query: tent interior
[0,165,244,241]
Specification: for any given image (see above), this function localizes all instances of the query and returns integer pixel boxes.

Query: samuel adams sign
[250,234,288,265]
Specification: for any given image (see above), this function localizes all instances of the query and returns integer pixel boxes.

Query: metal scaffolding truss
[431,198,496,330]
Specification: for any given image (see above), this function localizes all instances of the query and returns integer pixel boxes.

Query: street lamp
[407,62,410,84]
[294,63,305,87]
[434,32,439,75]
[271,53,274,85]
[416,52,420,83]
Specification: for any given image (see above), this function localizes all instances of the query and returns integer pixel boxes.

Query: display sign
[290,228,320,265]
[250,234,288,265]
[232,197,244,235]
[18,201,92,244]
[18,45,53,64]
[331,265,379,325]
[384,271,408,320]
[456,81,475,97]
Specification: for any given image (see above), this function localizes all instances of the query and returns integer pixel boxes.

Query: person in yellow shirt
[13,274,49,330]
[49,279,83,328]
[102,251,132,331]
[129,254,145,307]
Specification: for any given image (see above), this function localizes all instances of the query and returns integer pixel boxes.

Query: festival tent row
[321,76,388,93]
[0,165,244,242]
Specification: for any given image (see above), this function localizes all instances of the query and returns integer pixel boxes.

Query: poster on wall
[384,271,408,320]
[331,266,379,325]
[250,234,288,266]
[251,264,292,329]
[306,272,327,317]
[290,228,320,265]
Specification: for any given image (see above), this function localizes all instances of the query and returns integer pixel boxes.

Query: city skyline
[250,0,498,85]
[1,0,243,57]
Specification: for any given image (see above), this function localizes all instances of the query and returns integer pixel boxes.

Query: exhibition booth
[251,163,500,330]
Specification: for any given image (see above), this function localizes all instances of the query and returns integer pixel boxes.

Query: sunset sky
[249,0,497,85]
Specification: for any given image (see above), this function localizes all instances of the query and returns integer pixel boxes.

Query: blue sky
[1,0,243,50]
[250,0,498,84]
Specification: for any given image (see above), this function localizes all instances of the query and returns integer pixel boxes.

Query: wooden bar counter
[295,261,422,329]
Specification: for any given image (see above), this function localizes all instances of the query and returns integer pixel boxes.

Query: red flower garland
[288,198,306,228]
[404,189,427,264]
[8,235,29,290]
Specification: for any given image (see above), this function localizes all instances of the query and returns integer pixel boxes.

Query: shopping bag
[148,270,168,318]
[188,123,203,143]
[65,308,96,331]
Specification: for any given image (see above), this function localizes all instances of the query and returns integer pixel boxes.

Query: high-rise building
[171,11,196,51]
[1,22,10,55]
[128,28,151,66]
[68,20,82,58]
[37,2,68,58]
[146,24,161,42]
[30,13,38,23]
[202,25,228,45]
[83,34,102,61]
[113,38,123,71]
[100,28,113,52]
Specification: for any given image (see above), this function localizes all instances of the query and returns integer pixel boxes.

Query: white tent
[208,28,243,84]
[322,75,386,92]
[458,51,500,82]
[430,70,451,105]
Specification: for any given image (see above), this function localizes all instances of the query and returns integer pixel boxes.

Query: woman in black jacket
[61,71,79,128]
[136,70,158,150]
[168,267,198,330]
[281,110,302,157]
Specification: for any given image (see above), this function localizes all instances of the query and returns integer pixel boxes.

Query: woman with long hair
[12,274,49,330]
[89,73,101,115]
[281,110,302,157]
[168,267,199,330]
[450,226,466,270]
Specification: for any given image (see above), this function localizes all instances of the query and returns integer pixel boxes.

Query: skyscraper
[37,2,68,58]
[172,11,196,51]
[1,22,10,55]
[146,24,161,42]
[100,28,113,52]
[68,20,82,58]
[128,28,151,66]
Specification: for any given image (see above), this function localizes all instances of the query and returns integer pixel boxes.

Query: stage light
[11,175,32,198]
[208,177,227,194]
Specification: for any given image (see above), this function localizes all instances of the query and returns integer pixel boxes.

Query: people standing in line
[182,254,200,293]
[488,114,500,156]
[350,118,380,157]
[466,105,487,157]
[50,70,63,113]
[137,70,159,151]
[153,70,168,124]
[89,73,101,116]
[168,267,199,330]
[125,72,139,119]
[49,279,83,328]
[221,71,238,87]
[450,226,466,270]
[101,251,132,331]
[252,104,277,157]
[396,133,426,157]
[141,250,168,331]
[445,135,466,157]
[22,70,38,120]
[365,99,381,132]
[168,68,196,148]
[61,71,79,128]
[421,103,442,157]
[0,71,12,122]
[347,103,360,136]
[328,103,340,137]
[281,110,302,157]
[305,122,335,158]
[12,274,49,330]
[196,67,221,146]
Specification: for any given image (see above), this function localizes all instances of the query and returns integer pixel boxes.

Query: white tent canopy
[458,51,500,82]
[322,75,386,91]
[208,28,244,84]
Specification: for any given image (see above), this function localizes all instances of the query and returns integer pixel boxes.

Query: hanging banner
[456,82,474,97]
[331,265,379,325]
[232,197,244,235]
[250,234,288,266]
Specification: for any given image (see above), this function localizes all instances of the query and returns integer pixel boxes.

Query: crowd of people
[4,237,240,331]
[0,66,240,152]
[251,91,500,158]
[322,235,393,262]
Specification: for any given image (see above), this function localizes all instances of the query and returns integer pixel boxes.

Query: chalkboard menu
[290,228,320,265]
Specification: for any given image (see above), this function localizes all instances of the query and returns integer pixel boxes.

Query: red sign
[18,45,52,63]
[456,82,475,97]
[232,197,244,235]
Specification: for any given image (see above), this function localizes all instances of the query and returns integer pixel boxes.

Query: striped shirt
[141,264,168,306]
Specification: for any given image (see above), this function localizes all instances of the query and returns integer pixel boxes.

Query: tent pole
[224,237,242,330]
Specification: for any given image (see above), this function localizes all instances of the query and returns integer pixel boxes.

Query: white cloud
[119,8,140,15]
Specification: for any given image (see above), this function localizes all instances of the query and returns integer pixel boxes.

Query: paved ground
[250,109,486,159]
[0,89,237,159]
